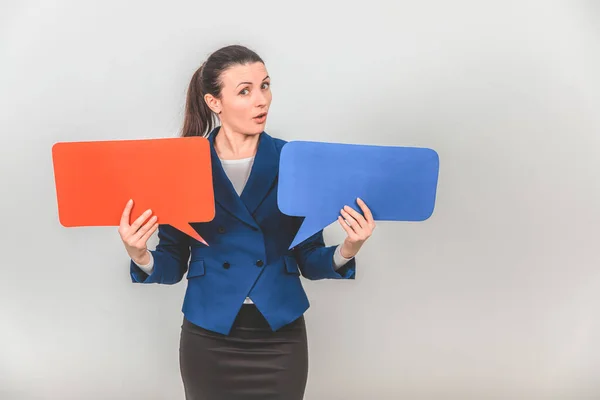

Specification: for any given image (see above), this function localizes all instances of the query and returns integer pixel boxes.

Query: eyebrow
[236,75,270,88]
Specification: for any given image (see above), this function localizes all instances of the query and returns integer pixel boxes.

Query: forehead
[220,62,268,88]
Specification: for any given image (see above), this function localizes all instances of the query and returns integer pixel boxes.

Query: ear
[204,93,221,114]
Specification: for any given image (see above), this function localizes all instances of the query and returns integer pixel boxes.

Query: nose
[254,89,268,107]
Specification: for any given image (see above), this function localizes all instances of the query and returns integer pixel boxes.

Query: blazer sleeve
[292,229,356,280]
[130,224,191,284]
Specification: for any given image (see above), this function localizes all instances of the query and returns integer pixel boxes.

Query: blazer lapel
[208,128,260,230]
[208,127,279,229]
[240,131,279,215]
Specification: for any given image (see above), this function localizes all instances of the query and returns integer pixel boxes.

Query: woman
[118,44,375,400]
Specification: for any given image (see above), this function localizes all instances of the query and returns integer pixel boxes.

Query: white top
[220,155,255,195]
[134,155,353,304]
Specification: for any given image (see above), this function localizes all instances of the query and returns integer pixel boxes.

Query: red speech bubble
[51,137,214,245]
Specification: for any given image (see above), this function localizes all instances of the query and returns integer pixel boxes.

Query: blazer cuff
[130,251,158,283]
[327,245,356,279]
[133,250,154,274]
[333,245,353,270]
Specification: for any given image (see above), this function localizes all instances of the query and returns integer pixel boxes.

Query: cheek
[223,98,249,120]
[232,97,247,111]
[227,100,257,131]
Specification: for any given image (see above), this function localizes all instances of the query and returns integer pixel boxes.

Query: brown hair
[181,45,264,137]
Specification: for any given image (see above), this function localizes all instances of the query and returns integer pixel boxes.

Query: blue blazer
[130,127,356,335]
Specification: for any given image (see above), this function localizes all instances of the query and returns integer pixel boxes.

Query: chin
[229,121,266,136]
[247,125,265,135]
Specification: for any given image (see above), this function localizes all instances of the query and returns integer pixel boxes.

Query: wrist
[133,249,150,266]
[340,242,358,259]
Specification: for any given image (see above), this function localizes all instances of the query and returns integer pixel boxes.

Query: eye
[239,88,249,95]
[261,82,270,89]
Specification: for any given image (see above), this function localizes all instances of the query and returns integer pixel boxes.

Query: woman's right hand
[118,199,159,265]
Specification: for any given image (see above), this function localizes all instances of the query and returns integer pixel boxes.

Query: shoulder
[273,137,287,153]
[263,131,288,153]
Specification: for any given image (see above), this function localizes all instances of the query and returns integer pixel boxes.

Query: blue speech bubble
[278,141,440,249]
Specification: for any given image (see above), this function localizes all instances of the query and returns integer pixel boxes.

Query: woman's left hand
[338,197,376,258]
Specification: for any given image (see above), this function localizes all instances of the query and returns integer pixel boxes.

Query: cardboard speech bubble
[278,141,440,248]
[52,137,214,245]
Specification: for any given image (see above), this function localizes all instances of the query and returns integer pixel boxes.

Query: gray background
[1,0,599,399]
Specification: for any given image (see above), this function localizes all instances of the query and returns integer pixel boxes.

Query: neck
[214,125,260,160]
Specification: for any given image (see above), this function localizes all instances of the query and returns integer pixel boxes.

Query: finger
[342,205,366,230]
[357,198,375,226]
[120,199,134,228]
[340,209,359,233]
[139,221,159,244]
[338,216,358,239]
[132,215,158,242]
[130,209,153,234]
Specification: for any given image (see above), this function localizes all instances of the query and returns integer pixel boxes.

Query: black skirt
[179,304,309,400]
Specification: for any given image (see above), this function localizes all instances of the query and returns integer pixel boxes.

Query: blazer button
[255,260,264,267]
[218,226,226,234]
[223,262,230,269]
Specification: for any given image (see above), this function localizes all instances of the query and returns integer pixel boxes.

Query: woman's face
[214,62,272,135]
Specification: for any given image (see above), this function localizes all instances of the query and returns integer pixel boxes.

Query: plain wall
[1,0,599,399]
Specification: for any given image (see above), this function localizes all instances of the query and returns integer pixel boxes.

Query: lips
[253,112,267,123]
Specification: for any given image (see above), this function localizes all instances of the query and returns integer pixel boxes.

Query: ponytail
[181,62,215,137]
